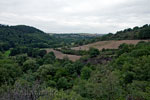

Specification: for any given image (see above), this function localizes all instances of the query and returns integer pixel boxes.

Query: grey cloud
[0,0,150,33]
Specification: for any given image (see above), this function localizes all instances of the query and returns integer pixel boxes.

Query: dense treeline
[0,24,51,50]
[96,24,150,41]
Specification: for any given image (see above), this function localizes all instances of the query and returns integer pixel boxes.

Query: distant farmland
[46,40,149,61]
[72,40,149,50]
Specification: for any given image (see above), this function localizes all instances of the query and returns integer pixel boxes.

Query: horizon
[0,0,150,33]
[1,23,149,35]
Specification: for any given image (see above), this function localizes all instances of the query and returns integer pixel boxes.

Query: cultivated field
[72,40,149,50]
[46,49,81,61]
[46,40,149,61]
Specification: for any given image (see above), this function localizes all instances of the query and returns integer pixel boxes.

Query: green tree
[138,26,150,39]
[43,52,56,64]
[57,77,68,89]
[127,81,150,100]
[64,63,75,75]
[23,59,38,72]
[38,50,47,57]
[15,55,28,66]
[88,47,99,57]
[37,64,56,81]
[81,67,92,80]
[0,59,22,86]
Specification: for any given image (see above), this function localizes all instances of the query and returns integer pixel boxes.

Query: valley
[1,24,150,100]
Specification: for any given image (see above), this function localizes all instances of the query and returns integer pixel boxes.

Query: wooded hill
[0,24,98,51]
[97,24,150,41]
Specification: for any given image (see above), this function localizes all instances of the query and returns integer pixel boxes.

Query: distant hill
[10,25,44,33]
[96,24,150,41]
[0,24,99,51]
[0,24,54,51]
[0,24,44,33]
[1,24,150,51]
[50,33,104,46]
[59,24,150,46]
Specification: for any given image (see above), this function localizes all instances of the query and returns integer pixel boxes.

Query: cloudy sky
[0,0,150,33]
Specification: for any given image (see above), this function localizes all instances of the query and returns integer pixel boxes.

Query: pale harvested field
[72,40,149,50]
[46,40,149,61]
[46,49,81,61]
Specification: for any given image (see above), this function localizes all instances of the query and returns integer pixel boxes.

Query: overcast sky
[0,0,150,33]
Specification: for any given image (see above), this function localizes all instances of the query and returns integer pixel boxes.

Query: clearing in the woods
[47,40,149,61]
[72,40,149,50]
[46,49,81,61]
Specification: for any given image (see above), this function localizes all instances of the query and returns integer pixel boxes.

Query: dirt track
[72,40,149,50]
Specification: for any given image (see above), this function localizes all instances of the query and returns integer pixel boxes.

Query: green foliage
[57,77,69,89]
[73,61,84,74]
[0,59,22,86]
[88,47,99,58]
[64,63,75,74]
[138,25,150,39]
[38,50,47,57]
[110,42,150,99]
[37,64,56,81]
[0,24,52,50]
[1,24,150,100]
[4,50,10,57]
[43,52,56,64]
[74,70,123,100]
[117,43,134,56]
[15,55,28,66]
[52,33,100,47]
[127,81,150,100]
[0,24,100,52]
[81,67,92,80]
[96,24,150,41]
[56,48,88,56]
[38,87,85,100]
[23,59,38,72]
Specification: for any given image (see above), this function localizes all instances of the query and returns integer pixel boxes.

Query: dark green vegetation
[0,24,99,51]
[0,24,150,100]
[96,24,150,41]
[55,47,100,56]
[51,33,101,46]
[55,48,88,56]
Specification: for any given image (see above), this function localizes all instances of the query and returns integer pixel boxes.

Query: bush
[88,47,99,58]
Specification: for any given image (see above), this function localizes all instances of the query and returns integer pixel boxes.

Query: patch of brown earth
[46,40,149,61]
[72,40,149,50]
[46,49,81,61]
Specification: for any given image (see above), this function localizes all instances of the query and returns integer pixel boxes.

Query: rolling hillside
[0,24,99,51]
[72,40,149,50]
[96,24,150,41]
